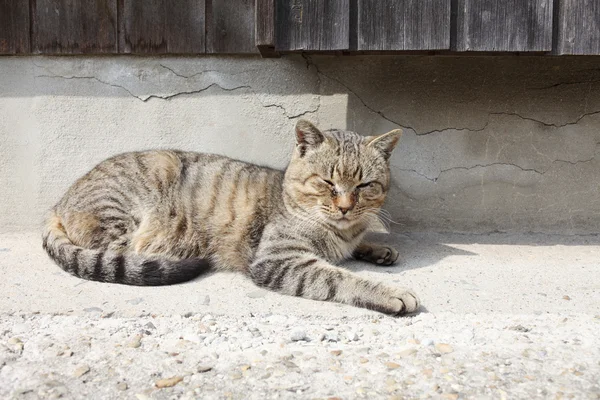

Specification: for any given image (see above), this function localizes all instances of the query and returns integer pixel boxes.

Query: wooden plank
[0,0,30,54]
[206,0,257,53]
[275,0,350,51]
[255,0,278,56]
[554,0,600,55]
[118,0,205,54]
[453,0,553,52]
[357,0,450,51]
[31,0,117,54]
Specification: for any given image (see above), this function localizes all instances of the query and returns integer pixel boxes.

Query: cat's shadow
[342,232,477,273]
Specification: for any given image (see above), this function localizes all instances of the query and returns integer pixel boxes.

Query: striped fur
[43,120,419,315]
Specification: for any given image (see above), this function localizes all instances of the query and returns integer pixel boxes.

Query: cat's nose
[338,207,350,215]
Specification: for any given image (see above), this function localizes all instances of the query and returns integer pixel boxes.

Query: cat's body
[43,121,420,315]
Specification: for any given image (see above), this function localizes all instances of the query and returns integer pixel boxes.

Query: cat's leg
[250,252,419,315]
[353,242,399,266]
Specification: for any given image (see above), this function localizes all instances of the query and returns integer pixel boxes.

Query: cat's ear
[366,129,403,160]
[295,119,324,156]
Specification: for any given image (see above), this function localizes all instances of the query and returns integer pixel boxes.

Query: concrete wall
[1,55,600,234]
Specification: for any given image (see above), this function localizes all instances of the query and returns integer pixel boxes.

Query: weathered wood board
[118,0,205,54]
[31,0,118,54]
[357,0,451,51]
[453,0,553,52]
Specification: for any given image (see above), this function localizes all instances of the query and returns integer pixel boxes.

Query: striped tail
[42,212,210,286]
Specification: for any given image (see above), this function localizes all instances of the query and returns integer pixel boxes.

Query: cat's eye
[357,182,375,189]
[323,179,334,186]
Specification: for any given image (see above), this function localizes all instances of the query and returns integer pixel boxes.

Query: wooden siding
[554,0,600,55]
[453,0,553,52]
[357,0,451,51]
[1,0,599,55]
[118,0,205,54]
[32,0,118,54]
[275,0,350,51]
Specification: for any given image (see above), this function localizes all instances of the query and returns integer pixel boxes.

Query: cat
[42,120,420,316]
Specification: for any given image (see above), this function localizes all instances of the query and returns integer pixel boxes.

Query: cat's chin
[330,217,357,230]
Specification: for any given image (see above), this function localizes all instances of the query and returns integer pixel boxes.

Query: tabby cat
[43,120,420,316]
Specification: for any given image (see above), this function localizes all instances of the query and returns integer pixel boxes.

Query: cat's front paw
[374,246,399,266]
[388,287,420,315]
[355,244,399,266]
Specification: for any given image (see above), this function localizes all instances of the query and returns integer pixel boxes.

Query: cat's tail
[42,211,211,286]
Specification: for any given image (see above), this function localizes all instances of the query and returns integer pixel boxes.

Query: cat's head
[283,120,401,230]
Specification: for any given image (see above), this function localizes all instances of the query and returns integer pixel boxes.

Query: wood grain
[357,0,450,51]
[275,0,350,51]
[453,0,553,52]
[206,0,257,53]
[118,0,205,54]
[554,0,600,55]
[31,0,117,54]
[0,0,30,54]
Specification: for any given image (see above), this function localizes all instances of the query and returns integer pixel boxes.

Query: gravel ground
[1,312,599,399]
[1,232,599,399]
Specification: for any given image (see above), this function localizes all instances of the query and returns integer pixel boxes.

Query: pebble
[435,343,454,354]
[291,329,308,342]
[116,382,128,391]
[398,347,417,357]
[201,295,211,305]
[325,333,339,342]
[155,376,183,388]
[385,362,401,369]
[73,365,90,378]
[125,298,144,305]
[127,334,142,348]
[421,338,435,346]
[330,350,343,356]
[346,331,359,341]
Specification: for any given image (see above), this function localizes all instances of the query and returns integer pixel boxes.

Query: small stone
[346,331,359,341]
[360,357,369,364]
[230,372,243,380]
[563,295,571,301]
[330,350,343,356]
[135,394,150,400]
[407,338,420,345]
[435,343,454,354]
[325,333,339,342]
[442,394,459,400]
[240,364,251,371]
[201,295,211,305]
[144,322,156,330]
[116,382,128,391]
[197,365,212,373]
[125,297,144,305]
[127,335,142,348]
[385,362,401,369]
[155,376,183,388]
[73,365,90,378]
[398,348,417,357]
[290,330,308,342]
[421,338,434,346]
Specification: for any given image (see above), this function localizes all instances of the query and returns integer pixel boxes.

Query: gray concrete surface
[2,55,600,233]
[0,232,599,398]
